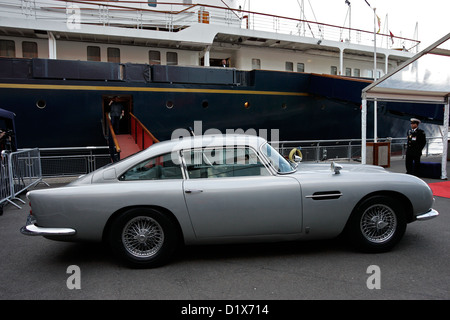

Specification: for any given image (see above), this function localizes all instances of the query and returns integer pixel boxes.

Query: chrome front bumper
[416,208,439,221]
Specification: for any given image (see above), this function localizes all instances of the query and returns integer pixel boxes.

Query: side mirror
[331,162,343,174]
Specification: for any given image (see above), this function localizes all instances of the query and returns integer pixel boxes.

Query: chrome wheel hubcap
[122,216,164,258]
[360,204,397,243]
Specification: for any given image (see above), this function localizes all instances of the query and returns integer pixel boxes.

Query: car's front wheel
[109,208,179,268]
[346,196,407,253]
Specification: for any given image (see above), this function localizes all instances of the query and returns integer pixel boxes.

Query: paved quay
[0,155,449,302]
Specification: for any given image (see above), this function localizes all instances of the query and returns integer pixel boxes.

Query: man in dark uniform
[405,118,426,176]
[108,96,124,134]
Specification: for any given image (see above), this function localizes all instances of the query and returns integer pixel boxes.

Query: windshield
[261,143,295,174]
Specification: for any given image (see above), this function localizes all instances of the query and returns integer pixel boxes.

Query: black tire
[346,196,407,253]
[109,208,179,268]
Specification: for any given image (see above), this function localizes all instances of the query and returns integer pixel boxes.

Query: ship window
[252,58,261,70]
[297,63,304,72]
[353,68,360,77]
[166,101,174,109]
[36,100,46,109]
[87,46,101,61]
[183,0,192,4]
[167,52,178,65]
[285,62,293,72]
[22,41,38,58]
[149,50,161,65]
[345,67,351,76]
[0,40,15,57]
[107,47,120,63]
[330,66,337,75]
[148,0,156,7]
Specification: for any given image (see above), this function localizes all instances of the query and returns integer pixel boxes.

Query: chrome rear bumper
[20,224,76,236]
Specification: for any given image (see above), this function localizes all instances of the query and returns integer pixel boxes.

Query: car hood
[295,162,387,174]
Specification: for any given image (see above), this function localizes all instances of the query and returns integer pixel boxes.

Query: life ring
[289,148,303,162]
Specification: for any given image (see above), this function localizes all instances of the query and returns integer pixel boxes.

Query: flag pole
[373,7,378,143]
[365,0,378,143]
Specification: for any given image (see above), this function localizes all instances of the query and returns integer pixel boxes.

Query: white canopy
[361,33,450,179]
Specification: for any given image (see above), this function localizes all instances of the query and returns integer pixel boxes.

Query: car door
[182,146,302,238]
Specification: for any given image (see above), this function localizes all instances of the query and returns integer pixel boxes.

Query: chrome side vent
[305,191,343,200]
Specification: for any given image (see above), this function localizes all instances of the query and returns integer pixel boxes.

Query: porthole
[36,100,46,109]
[281,103,287,109]
[166,101,174,109]
[244,102,250,109]
[202,100,209,109]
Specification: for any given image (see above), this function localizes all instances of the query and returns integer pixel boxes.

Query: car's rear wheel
[346,196,407,253]
[109,208,179,268]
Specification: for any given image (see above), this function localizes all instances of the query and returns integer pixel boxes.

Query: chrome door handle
[185,189,203,194]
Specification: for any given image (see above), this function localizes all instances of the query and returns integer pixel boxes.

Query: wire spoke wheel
[346,196,406,253]
[360,204,397,243]
[122,216,164,258]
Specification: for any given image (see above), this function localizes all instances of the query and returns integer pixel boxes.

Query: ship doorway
[202,57,230,67]
[102,94,133,136]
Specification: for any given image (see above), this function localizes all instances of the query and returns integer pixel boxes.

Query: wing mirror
[331,162,343,174]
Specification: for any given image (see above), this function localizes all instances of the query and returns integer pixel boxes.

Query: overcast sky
[236,0,448,49]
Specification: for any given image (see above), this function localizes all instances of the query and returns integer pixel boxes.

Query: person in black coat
[405,118,426,176]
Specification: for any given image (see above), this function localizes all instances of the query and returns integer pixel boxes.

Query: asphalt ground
[0,156,448,307]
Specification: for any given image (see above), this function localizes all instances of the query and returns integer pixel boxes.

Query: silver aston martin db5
[21,135,438,268]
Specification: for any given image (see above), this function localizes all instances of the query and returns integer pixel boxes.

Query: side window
[183,147,270,179]
[119,152,182,181]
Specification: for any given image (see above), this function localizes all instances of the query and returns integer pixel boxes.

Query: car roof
[145,134,268,155]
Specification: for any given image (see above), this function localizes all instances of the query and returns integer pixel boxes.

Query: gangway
[107,113,159,161]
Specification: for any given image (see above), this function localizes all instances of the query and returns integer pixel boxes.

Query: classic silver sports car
[21,135,438,268]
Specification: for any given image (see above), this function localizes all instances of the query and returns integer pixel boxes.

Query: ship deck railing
[0,0,419,52]
[275,136,447,163]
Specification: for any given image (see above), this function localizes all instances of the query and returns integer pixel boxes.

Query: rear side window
[119,152,182,181]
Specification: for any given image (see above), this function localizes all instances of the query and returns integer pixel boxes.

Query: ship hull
[0,58,441,148]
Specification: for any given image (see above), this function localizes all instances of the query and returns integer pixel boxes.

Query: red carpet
[428,181,450,198]
[116,134,141,159]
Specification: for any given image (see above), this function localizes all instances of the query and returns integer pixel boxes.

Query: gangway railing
[106,113,159,161]
[130,113,160,150]
[106,116,121,162]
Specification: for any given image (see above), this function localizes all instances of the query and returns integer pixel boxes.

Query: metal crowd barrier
[0,148,48,210]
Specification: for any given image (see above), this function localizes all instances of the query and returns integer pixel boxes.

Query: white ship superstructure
[0,0,419,77]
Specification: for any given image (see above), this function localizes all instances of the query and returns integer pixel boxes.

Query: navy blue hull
[0,58,441,148]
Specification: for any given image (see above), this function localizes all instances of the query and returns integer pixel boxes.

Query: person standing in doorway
[109,96,124,134]
[405,118,426,176]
